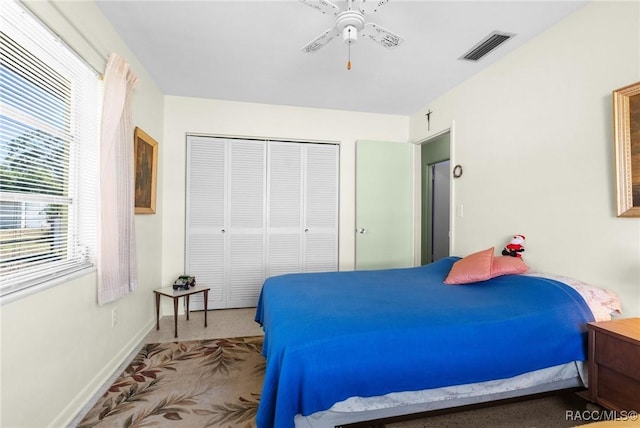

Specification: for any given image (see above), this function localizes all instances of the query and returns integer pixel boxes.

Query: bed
[254,256,621,428]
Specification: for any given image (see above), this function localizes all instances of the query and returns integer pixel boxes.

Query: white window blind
[0,0,100,300]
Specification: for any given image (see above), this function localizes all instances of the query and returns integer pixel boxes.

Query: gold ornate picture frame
[613,81,640,217]
[134,127,158,214]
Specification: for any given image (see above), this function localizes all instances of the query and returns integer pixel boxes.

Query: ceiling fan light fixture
[336,10,365,33]
[343,25,358,44]
[299,0,403,70]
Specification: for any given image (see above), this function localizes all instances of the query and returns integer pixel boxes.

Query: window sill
[0,265,97,306]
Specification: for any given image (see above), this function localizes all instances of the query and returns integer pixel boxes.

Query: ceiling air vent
[459,31,515,61]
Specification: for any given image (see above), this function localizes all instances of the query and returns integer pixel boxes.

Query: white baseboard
[56,318,156,427]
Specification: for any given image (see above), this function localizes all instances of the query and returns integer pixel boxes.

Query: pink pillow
[444,247,494,284]
[491,256,528,277]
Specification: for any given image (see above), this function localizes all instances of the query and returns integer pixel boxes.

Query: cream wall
[2,1,639,427]
[0,1,164,427]
[410,1,640,316]
[162,97,409,297]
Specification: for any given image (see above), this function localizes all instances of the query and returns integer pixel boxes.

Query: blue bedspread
[254,257,594,428]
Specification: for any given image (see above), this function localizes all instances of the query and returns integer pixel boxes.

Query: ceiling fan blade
[357,0,390,15]
[301,27,340,53]
[300,0,340,16]
[361,22,403,49]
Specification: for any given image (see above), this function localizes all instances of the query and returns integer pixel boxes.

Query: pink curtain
[98,53,139,305]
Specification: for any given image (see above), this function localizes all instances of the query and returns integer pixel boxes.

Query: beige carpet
[77,337,264,428]
[77,335,596,428]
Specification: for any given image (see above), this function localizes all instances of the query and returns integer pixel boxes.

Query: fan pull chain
[347,28,352,70]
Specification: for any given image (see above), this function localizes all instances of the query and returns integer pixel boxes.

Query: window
[0,0,100,300]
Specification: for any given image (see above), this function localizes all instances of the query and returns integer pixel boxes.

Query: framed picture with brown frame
[134,127,158,214]
[613,81,640,217]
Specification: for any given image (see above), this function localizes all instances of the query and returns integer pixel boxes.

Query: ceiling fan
[300,0,404,70]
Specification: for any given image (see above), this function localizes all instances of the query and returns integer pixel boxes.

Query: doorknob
[357,228,367,234]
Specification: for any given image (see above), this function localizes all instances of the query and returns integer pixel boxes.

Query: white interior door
[185,137,226,309]
[186,137,338,309]
[187,137,266,309]
[227,140,266,308]
[355,140,413,270]
[266,142,303,277]
[303,144,339,272]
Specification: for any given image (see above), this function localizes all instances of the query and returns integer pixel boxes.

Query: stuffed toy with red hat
[502,235,525,258]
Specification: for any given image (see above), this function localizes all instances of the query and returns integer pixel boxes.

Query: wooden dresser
[587,317,640,411]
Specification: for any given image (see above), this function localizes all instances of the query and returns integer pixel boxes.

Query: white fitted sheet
[295,361,586,428]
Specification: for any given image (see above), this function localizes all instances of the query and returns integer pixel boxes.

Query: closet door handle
[304,228,309,232]
[221,229,226,233]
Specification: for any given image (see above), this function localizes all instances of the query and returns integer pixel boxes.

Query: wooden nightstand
[587,317,640,412]
[154,286,210,338]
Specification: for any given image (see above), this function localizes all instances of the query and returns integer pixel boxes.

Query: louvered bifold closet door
[186,137,266,309]
[227,141,266,307]
[185,137,226,309]
[304,144,339,272]
[266,142,303,278]
[186,137,337,310]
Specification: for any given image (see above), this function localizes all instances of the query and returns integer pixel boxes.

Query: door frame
[413,126,455,266]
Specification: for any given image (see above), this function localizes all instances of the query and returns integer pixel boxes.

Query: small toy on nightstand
[172,275,196,291]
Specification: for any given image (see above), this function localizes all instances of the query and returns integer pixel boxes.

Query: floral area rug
[77,336,264,428]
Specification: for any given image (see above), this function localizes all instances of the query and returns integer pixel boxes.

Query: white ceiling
[96,0,587,116]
